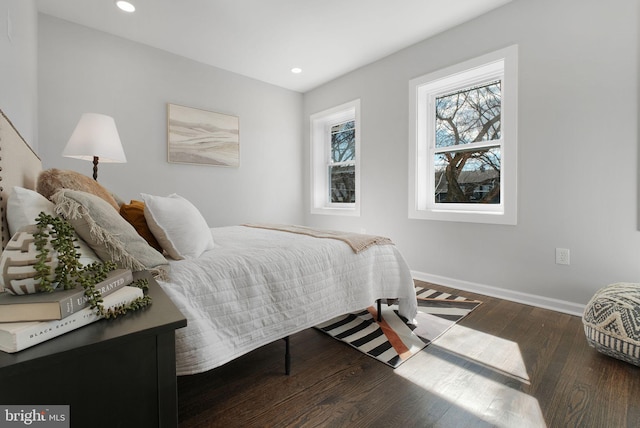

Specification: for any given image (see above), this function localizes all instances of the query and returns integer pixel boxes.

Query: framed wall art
[167,103,239,167]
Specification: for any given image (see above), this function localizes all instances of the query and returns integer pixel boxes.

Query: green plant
[33,212,152,317]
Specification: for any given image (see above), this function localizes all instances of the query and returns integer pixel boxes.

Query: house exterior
[434,170,500,204]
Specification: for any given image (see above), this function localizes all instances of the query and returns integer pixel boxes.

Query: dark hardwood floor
[177,281,640,427]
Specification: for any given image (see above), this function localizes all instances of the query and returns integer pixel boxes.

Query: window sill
[311,206,360,217]
[409,208,516,225]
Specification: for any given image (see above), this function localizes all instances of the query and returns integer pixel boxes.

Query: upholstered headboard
[0,109,43,250]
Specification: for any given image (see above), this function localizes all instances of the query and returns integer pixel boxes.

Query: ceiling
[36,0,511,93]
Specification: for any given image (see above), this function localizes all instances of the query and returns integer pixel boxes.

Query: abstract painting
[167,103,239,167]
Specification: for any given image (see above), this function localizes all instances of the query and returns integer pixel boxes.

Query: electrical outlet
[555,248,570,265]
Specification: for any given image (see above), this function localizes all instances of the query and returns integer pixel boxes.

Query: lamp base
[92,156,99,181]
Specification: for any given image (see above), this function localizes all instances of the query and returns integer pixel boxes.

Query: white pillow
[7,186,55,236]
[6,186,100,266]
[141,193,214,260]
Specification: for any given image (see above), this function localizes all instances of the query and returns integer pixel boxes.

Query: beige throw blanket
[243,224,394,254]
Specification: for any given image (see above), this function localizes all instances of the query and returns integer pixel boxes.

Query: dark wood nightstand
[0,272,187,428]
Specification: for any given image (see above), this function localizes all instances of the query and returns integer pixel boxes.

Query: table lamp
[62,113,127,180]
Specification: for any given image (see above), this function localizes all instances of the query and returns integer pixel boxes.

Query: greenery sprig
[101,295,153,319]
[32,212,152,318]
[100,278,152,319]
[33,213,82,292]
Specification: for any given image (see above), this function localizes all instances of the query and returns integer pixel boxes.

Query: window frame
[310,99,361,216]
[409,45,518,225]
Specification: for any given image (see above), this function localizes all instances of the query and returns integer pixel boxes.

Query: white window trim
[409,45,518,225]
[310,99,361,216]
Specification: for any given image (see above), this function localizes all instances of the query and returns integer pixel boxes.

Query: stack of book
[0,269,141,353]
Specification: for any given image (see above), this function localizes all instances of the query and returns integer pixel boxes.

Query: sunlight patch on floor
[395,324,546,427]
[432,323,531,383]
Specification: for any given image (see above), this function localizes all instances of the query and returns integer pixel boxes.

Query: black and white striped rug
[316,285,482,368]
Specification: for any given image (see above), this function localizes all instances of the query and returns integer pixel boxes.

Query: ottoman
[582,282,640,366]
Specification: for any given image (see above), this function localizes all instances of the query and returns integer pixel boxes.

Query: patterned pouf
[582,282,640,366]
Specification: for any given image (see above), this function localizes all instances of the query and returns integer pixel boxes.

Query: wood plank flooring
[177,281,640,427]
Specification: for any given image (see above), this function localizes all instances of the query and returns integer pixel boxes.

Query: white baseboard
[411,271,585,317]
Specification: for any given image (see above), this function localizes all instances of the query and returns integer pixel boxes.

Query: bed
[0,109,418,376]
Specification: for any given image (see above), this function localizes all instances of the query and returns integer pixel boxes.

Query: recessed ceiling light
[291,67,302,74]
[116,1,136,13]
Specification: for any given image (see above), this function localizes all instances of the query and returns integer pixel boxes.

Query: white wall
[303,0,640,312]
[0,0,38,149]
[11,2,640,313]
[38,15,304,227]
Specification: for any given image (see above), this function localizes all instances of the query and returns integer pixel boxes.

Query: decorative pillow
[6,186,100,266]
[0,225,58,294]
[141,193,214,260]
[120,200,163,252]
[7,186,56,237]
[52,189,169,275]
[37,168,120,211]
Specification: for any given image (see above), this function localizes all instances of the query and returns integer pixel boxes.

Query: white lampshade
[63,113,126,180]
[63,113,127,163]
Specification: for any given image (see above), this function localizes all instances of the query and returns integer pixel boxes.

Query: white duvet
[157,226,417,376]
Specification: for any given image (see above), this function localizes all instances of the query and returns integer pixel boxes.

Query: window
[409,46,518,224]
[310,100,360,215]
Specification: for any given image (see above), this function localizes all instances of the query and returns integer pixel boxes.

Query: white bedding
[158,225,417,376]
